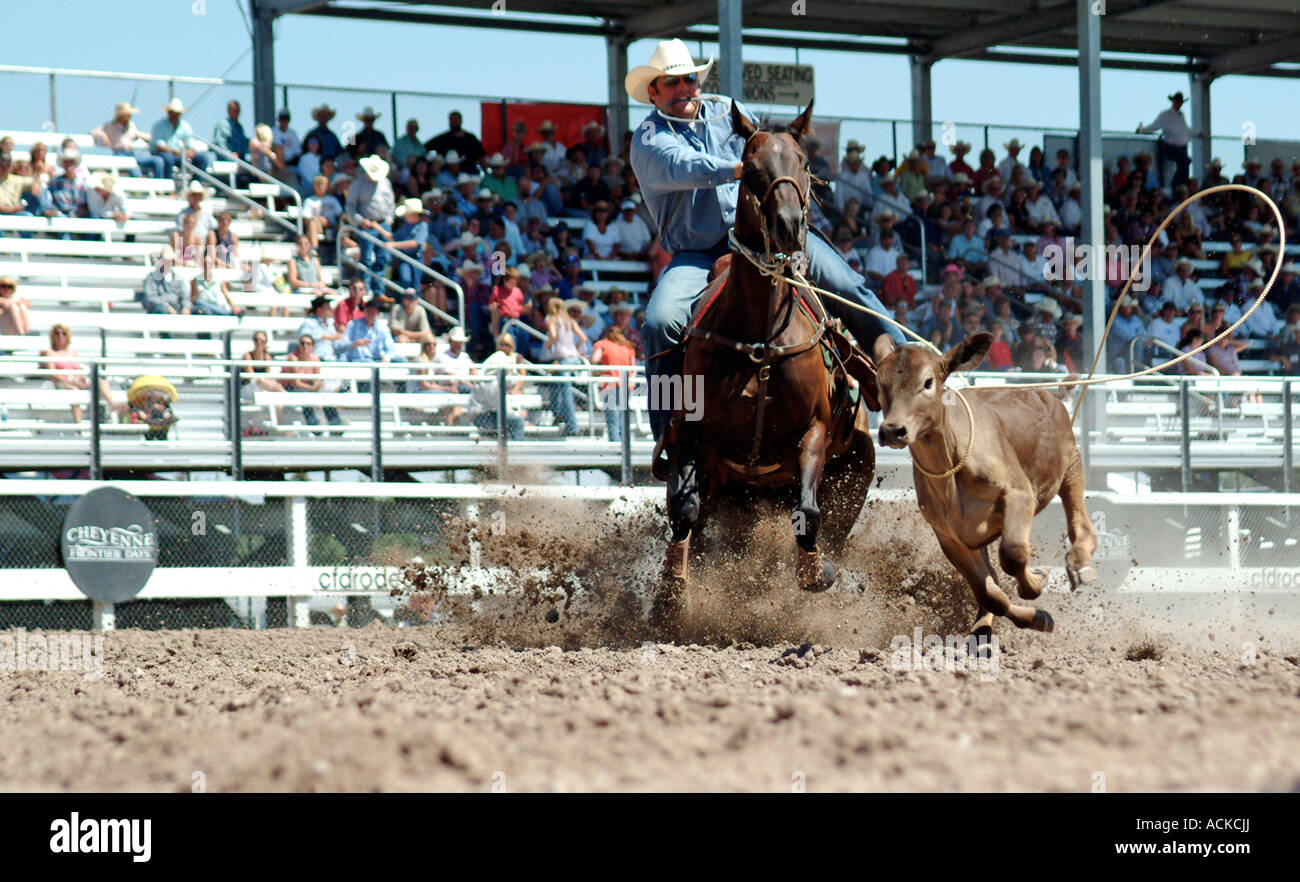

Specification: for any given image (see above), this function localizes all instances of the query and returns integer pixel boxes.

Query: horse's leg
[816,413,876,558]
[1059,447,1099,590]
[794,421,836,592]
[654,423,701,637]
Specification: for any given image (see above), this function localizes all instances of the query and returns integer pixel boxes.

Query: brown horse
[654,101,878,631]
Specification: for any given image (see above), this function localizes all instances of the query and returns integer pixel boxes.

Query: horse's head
[731,100,814,261]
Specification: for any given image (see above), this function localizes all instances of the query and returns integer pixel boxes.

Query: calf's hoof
[1029,609,1055,633]
[1067,564,1098,591]
[798,550,836,593]
[968,625,995,659]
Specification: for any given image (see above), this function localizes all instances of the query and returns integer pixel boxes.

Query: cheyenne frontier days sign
[60,486,159,603]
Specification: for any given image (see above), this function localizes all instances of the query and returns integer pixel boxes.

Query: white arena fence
[0,480,1297,639]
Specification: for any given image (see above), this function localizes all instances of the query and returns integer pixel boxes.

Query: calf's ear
[942,332,992,376]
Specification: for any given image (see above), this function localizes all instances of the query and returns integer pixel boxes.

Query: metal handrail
[1128,333,1221,378]
[336,222,465,327]
[186,133,303,234]
[180,159,301,240]
[501,318,546,342]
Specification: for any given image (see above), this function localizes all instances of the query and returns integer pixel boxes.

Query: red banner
[479,102,608,158]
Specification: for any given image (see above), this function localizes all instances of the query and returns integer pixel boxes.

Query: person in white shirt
[536,120,567,177]
[611,199,652,259]
[1162,259,1204,313]
[86,173,128,223]
[1059,184,1082,234]
[1238,284,1281,339]
[835,141,874,214]
[1051,150,1079,190]
[1026,181,1062,231]
[1138,91,1199,188]
[273,109,302,165]
[1147,301,1183,350]
[871,177,912,222]
[998,139,1025,183]
[1020,241,1050,293]
[922,139,951,183]
[987,230,1023,288]
[864,230,902,286]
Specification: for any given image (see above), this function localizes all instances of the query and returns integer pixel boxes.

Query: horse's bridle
[739,132,811,271]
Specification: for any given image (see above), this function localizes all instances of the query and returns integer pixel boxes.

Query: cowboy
[534,120,567,178]
[834,140,873,215]
[998,139,1025,182]
[392,119,425,170]
[625,38,905,441]
[150,98,213,183]
[423,110,485,173]
[344,156,396,296]
[352,107,389,159]
[303,104,344,160]
[1138,91,1199,188]
[91,101,163,178]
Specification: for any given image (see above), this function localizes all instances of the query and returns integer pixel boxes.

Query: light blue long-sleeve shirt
[629,97,754,254]
[343,316,395,362]
[152,117,197,154]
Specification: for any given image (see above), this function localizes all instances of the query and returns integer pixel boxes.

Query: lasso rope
[911,385,976,479]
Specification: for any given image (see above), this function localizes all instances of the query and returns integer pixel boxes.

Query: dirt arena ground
[3,498,1299,792]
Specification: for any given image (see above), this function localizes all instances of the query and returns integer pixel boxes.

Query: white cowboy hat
[625,38,714,105]
[185,180,212,197]
[161,97,187,114]
[356,106,382,120]
[443,150,463,164]
[537,119,557,133]
[114,101,139,116]
[96,172,117,191]
[421,188,444,202]
[458,232,481,247]
[448,326,468,342]
[397,197,424,217]
[1037,298,1063,318]
[486,152,507,167]
[456,172,478,186]
[359,155,389,181]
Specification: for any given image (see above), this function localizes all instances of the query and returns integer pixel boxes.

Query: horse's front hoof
[1067,565,1098,590]
[1030,609,1055,633]
[799,553,836,593]
[968,626,995,658]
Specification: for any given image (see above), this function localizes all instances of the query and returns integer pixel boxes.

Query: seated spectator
[488,267,530,350]
[986,320,1013,370]
[303,105,344,161]
[947,218,987,267]
[297,136,325,194]
[242,331,287,428]
[469,332,527,439]
[176,181,217,245]
[250,123,291,189]
[87,173,128,224]
[424,111,485,173]
[921,299,961,349]
[48,148,88,218]
[141,247,189,315]
[210,212,239,268]
[1025,180,1061,232]
[1219,233,1252,275]
[351,107,389,160]
[151,98,213,186]
[174,213,205,267]
[335,277,368,332]
[1148,300,1183,352]
[212,100,249,160]
[872,176,912,222]
[1269,325,1300,375]
[880,254,918,309]
[413,340,459,395]
[391,289,434,344]
[284,235,326,294]
[612,198,652,260]
[1163,257,1203,313]
[1177,328,1214,375]
[0,275,32,337]
[299,295,344,362]
[864,230,902,287]
[343,298,397,365]
[91,101,162,178]
[41,324,123,423]
[302,175,343,251]
[191,266,243,316]
[284,335,341,427]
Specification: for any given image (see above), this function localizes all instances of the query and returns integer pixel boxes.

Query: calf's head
[877,333,991,449]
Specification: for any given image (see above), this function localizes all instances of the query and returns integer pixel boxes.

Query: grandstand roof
[273,0,1300,78]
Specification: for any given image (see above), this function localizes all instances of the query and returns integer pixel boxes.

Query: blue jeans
[392,250,422,290]
[357,222,392,296]
[155,149,213,181]
[475,410,524,440]
[0,208,33,238]
[643,232,906,439]
[603,385,623,442]
[547,355,582,436]
[116,149,164,179]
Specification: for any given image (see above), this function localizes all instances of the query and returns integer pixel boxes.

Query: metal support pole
[890,121,898,162]
[1227,505,1242,569]
[391,91,399,146]
[620,370,632,486]
[909,55,932,150]
[89,360,102,481]
[48,72,57,132]
[1284,380,1294,494]
[1190,71,1213,185]
[1078,0,1107,454]
[250,1,277,133]
[605,35,629,156]
[230,358,244,481]
[370,366,382,482]
[1180,380,1191,492]
[497,368,508,468]
[718,0,743,99]
[99,327,107,357]
[286,496,309,628]
[92,601,114,632]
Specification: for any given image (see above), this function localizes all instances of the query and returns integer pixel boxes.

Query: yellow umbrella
[127,376,178,408]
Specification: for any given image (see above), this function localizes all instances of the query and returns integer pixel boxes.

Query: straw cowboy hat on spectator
[844,140,865,156]
[312,104,336,121]
[625,38,715,104]
[486,153,507,168]
[185,181,213,197]
[1004,138,1024,151]
[525,142,547,155]
[1037,298,1063,319]
[397,197,424,217]
[360,155,389,181]
[448,326,468,343]
[443,150,463,164]
[162,98,187,115]
[96,172,118,192]
[115,101,139,116]
[356,107,381,121]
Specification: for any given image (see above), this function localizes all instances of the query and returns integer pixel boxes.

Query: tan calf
[874,333,1097,636]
